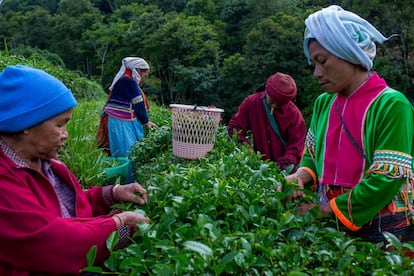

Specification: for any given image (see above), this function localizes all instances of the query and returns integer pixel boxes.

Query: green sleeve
[333,90,414,230]
[300,93,334,185]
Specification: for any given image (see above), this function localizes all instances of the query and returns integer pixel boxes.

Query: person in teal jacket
[286,5,414,244]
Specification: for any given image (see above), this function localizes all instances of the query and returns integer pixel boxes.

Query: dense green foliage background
[1,0,413,124]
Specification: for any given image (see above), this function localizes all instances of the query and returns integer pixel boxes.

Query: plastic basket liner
[170,104,224,159]
[104,157,130,184]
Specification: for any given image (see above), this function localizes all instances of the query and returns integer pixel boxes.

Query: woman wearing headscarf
[286,5,414,243]
[98,57,157,157]
[0,65,150,275]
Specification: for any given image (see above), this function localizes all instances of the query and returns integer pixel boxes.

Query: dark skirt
[348,211,414,243]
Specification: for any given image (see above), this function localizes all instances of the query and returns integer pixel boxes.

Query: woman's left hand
[297,202,332,217]
[113,183,148,205]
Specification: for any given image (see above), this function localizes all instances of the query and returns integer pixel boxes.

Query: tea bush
[85,118,414,275]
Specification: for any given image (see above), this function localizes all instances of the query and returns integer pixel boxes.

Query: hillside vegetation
[1,0,413,125]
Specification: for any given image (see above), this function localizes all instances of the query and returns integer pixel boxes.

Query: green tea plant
[83,123,414,275]
[27,64,410,274]
[146,103,172,129]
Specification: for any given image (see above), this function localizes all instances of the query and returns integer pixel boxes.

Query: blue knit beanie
[0,65,77,132]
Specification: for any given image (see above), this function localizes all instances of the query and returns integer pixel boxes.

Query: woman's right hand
[113,211,150,231]
[145,121,158,129]
[284,172,305,199]
[113,182,148,205]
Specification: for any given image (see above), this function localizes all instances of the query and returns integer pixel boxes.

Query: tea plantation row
[83,124,414,275]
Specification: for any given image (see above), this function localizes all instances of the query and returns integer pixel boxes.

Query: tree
[153,0,187,13]
[183,0,216,22]
[219,0,250,55]
[99,3,167,89]
[82,21,124,83]
[217,53,250,122]
[21,7,52,49]
[142,14,221,104]
[49,0,103,71]
[243,13,306,90]
[0,0,59,13]
[341,0,414,100]
[56,0,96,17]
[1,0,412,109]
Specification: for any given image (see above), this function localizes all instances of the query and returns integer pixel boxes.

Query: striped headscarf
[303,5,395,70]
[109,57,150,91]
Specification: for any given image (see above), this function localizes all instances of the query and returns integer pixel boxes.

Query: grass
[59,98,109,188]
[59,98,171,188]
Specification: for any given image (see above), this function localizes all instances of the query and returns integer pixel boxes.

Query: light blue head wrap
[303,5,395,70]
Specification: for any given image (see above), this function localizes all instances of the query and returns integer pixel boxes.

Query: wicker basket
[170,104,224,159]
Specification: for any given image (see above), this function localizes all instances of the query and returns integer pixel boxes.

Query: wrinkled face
[308,40,359,96]
[25,109,73,159]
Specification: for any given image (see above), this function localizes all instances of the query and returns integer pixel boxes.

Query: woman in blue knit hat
[0,65,151,275]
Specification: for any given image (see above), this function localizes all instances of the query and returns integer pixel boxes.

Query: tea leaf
[183,240,213,259]
[106,231,119,251]
[383,231,403,251]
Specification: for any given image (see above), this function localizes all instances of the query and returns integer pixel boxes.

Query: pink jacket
[0,149,118,275]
